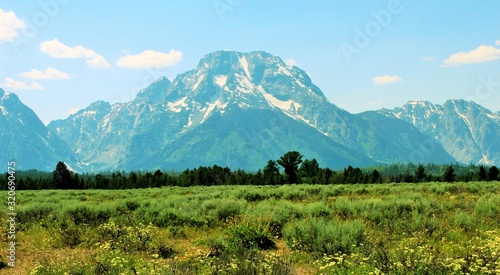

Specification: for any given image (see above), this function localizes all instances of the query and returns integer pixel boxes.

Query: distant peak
[200,50,277,64]
[0,88,10,100]
[87,100,111,111]
[446,99,467,104]
[153,76,170,85]
[0,90,18,102]
[407,100,430,105]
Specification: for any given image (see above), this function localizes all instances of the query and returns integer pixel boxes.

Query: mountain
[379,100,500,165]
[0,89,78,171]
[48,51,454,172]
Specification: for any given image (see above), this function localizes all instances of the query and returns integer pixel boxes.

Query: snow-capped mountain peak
[380,99,500,165]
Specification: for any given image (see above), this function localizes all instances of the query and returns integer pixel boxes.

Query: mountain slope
[48,51,455,172]
[0,89,78,171]
[124,106,376,170]
[379,100,500,165]
[356,111,455,164]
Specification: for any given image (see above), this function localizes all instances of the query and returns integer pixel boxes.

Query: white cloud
[40,39,111,68]
[0,9,25,41]
[116,50,183,69]
[284,58,298,67]
[21,67,70,80]
[372,75,402,85]
[496,40,500,46]
[422,56,435,62]
[2,78,44,90]
[442,44,500,67]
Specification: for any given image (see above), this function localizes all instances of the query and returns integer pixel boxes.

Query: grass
[1,181,499,274]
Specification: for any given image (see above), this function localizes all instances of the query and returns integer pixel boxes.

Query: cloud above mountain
[21,67,70,80]
[40,39,111,68]
[116,50,182,69]
[2,77,43,90]
[442,43,500,67]
[372,75,402,85]
[0,9,25,42]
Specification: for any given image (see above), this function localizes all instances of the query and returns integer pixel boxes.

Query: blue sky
[1,0,500,124]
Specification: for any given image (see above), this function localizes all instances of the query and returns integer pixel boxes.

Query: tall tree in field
[299,159,320,178]
[370,169,381,183]
[488,166,499,181]
[52,161,73,189]
[277,151,303,184]
[443,166,456,183]
[415,165,426,182]
[478,165,487,181]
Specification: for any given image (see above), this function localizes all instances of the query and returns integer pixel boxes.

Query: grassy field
[1,181,500,274]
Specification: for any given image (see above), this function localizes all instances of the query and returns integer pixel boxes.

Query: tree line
[4,151,500,190]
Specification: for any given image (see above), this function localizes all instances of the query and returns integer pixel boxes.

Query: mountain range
[2,51,499,172]
[379,100,500,165]
[0,89,78,171]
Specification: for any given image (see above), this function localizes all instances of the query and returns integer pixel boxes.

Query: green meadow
[2,182,500,274]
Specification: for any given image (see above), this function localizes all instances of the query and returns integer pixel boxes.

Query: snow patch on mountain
[214,75,227,87]
[278,64,293,77]
[453,105,472,128]
[295,79,306,89]
[0,106,7,115]
[235,74,254,94]
[192,75,205,91]
[167,97,188,113]
[1,91,10,100]
[256,85,310,126]
[480,154,491,165]
[238,56,252,80]
[201,100,219,123]
[82,110,97,116]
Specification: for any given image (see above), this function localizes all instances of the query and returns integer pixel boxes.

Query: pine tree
[415,165,426,182]
[277,151,303,184]
[299,159,320,178]
[52,161,73,189]
[263,160,280,185]
[478,165,487,181]
[487,166,499,181]
[370,169,381,183]
[443,166,456,182]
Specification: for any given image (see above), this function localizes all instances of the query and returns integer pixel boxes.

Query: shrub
[283,218,365,255]
[140,207,206,228]
[125,200,140,211]
[156,243,175,259]
[97,222,159,253]
[226,214,276,250]
[16,205,55,227]
[306,201,331,218]
[202,198,245,222]
[250,199,304,237]
[454,210,475,232]
[474,194,500,219]
[55,219,85,248]
[64,205,111,225]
